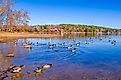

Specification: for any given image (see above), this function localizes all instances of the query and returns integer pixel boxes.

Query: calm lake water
[0,34,121,80]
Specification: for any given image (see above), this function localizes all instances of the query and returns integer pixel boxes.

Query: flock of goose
[1,36,118,79]
[0,63,53,79]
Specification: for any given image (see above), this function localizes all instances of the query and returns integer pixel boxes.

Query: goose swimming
[42,64,53,70]
[68,45,73,49]
[6,53,14,57]
[71,48,76,53]
[8,65,25,73]
[34,67,43,73]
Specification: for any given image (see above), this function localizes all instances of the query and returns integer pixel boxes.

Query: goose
[85,40,89,44]
[62,42,66,46]
[36,42,39,46]
[68,45,73,49]
[6,53,14,57]
[76,42,80,46]
[71,48,76,53]
[7,64,14,71]
[111,40,117,45]
[48,45,54,49]
[23,44,32,48]
[23,43,28,46]
[34,67,43,73]
[9,65,25,73]
[89,37,92,40]
[108,39,111,42]
[99,38,102,40]
[42,64,53,70]
[72,39,76,43]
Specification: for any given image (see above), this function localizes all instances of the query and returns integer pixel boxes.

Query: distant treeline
[0,24,121,35]
[31,24,121,35]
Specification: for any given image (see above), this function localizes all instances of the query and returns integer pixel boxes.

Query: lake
[0,34,121,80]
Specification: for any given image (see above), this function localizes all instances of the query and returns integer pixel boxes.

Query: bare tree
[0,0,14,26]
[0,0,30,32]
[6,10,30,26]
[15,10,30,26]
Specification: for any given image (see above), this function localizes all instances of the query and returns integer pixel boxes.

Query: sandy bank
[0,33,59,38]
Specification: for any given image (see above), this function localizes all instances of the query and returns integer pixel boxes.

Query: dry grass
[0,32,58,38]
[0,32,59,42]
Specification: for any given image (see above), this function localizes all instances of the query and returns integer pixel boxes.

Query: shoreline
[0,33,59,38]
[0,33,59,42]
[0,32,120,38]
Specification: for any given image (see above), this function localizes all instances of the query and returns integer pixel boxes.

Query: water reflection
[62,33,98,39]
[0,34,121,80]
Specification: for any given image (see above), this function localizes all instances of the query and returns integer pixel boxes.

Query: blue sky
[15,0,121,28]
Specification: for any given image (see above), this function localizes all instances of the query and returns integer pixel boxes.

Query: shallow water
[0,35,121,80]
